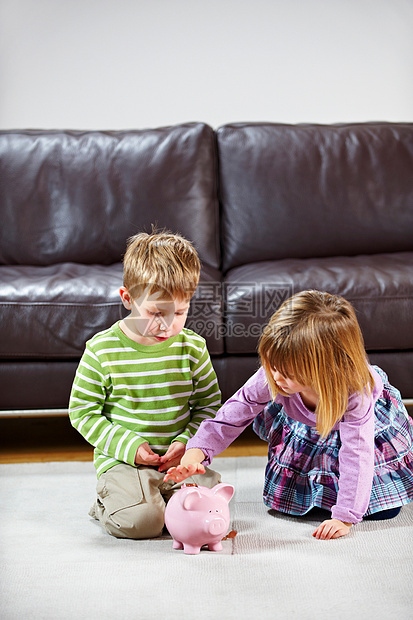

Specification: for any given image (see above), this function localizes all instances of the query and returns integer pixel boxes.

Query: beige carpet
[1,457,412,619]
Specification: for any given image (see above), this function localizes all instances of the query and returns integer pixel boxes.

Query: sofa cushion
[223,252,413,354]
[217,122,413,272]
[0,123,220,269]
[0,360,79,410]
[0,263,224,359]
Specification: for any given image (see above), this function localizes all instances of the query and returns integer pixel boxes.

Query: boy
[69,231,221,539]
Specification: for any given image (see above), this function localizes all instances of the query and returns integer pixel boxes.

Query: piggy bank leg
[182,544,202,555]
[172,539,184,550]
[208,541,223,552]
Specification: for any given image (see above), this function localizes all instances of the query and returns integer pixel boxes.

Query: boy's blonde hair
[123,230,200,301]
[258,290,374,438]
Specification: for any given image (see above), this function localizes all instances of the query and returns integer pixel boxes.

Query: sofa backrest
[217,122,413,272]
[0,123,220,269]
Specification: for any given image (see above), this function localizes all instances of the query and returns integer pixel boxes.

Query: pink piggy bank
[165,483,234,555]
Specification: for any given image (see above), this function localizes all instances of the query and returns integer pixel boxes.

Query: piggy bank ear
[213,483,234,502]
[182,488,203,511]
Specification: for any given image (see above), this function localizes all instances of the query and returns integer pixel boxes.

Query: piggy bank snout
[208,516,227,536]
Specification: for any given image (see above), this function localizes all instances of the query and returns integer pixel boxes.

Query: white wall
[0,0,412,130]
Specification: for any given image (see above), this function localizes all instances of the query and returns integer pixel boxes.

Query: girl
[164,290,413,540]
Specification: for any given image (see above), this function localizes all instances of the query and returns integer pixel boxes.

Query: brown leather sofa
[1,121,412,414]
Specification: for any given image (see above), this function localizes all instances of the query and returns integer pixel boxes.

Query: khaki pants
[89,463,221,539]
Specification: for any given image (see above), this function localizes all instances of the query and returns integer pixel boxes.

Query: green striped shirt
[69,322,221,477]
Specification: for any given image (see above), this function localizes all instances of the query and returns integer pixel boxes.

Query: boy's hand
[163,462,206,483]
[158,441,186,472]
[135,443,161,467]
[312,519,352,540]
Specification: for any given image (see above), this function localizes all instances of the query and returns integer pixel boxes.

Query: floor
[0,415,268,463]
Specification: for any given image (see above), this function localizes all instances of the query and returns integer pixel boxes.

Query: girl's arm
[163,367,271,482]
[185,367,271,463]
[330,380,380,525]
[314,369,382,538]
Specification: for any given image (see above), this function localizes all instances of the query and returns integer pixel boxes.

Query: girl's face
[270,368,319,409]
[270,369,308,395]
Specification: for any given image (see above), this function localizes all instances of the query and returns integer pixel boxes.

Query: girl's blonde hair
[123,230,200,301]
[258,290,374,437]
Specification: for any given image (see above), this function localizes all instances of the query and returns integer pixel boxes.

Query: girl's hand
[163,463,206,483]
[312,519,352,540]
[163,448,207,482]
[158,441,186,472]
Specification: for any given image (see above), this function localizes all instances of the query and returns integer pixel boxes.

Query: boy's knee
[102,502,165,539]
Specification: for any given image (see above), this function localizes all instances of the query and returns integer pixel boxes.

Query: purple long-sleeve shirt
[187,366,383,523]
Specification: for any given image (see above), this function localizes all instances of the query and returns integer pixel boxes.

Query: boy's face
[119,287,190,346]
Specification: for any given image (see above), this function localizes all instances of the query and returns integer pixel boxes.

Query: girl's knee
[102,502,165,539]
[364,507,401,521]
